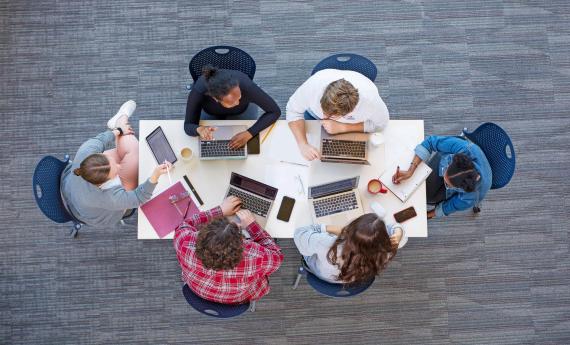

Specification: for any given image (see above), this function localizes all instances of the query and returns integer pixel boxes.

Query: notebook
[140,181,200,238]
[379,148,432,202]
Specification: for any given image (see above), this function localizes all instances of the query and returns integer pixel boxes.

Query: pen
[164,160,172,185]
[280,160,309,167]
[296,174,306,196]
[394,165,400,184]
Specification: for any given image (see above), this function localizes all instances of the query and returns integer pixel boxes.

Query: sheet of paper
[267,123,318,166]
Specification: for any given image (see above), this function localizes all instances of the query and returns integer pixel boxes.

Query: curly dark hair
[196,218,243,270]
[446,153,479,193]
[201,64,239,100]
[327,213,398,285]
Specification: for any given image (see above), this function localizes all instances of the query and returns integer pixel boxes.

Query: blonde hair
[320,79,359,117]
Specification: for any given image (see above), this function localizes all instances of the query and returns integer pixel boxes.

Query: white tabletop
[137,120,428,239]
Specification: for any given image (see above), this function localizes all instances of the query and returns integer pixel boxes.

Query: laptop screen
[230,172,278,200]
[309,177,359,199]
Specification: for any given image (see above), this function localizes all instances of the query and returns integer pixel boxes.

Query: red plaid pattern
[174,206,283,304]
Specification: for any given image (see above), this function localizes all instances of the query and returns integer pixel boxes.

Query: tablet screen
[146,126,178,164]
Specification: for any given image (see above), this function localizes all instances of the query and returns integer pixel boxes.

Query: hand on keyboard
[221,196,242,216]
[236,210,255,228]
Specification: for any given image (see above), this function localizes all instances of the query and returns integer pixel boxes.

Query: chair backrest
[182,284,250,318]
[305,269,375,297]
[189,46,256,82]
[463,122,516,190]
[312,53,377,82]
[32,155,73,223]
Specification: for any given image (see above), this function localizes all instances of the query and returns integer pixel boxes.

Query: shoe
[107,100,136,129]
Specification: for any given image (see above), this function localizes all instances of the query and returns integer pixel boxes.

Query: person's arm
[293,224,335,257]
[244,82,281,136]
[183,206,223,228]
[72,131,116,167]
[414,136,469,162]
[321,120,364,134]
[362,94,389,133]
[243,220,283,276]
[184,84,205,136]
[435,192,477,217]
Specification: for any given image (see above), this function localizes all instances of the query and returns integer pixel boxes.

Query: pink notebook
[140,181,200,238]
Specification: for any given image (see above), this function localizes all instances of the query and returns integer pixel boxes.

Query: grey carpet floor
[1,0,569,344]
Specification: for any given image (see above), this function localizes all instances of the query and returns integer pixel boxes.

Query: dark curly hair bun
[201,64,218,80]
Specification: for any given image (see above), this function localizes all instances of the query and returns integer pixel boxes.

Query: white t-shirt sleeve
[286,76,318,122]
[361,90,389,133]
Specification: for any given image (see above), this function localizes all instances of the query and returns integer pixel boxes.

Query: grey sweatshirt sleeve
[73,131,116,168]
[100,179,157,210]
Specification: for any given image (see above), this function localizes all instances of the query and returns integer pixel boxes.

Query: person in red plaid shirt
[174,196,283,304]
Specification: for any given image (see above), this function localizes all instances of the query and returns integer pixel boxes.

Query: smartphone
[393,206,417,223]
[247,134,260,154]
[276,196,295,222]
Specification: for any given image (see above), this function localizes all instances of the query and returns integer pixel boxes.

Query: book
[379,149,432,202]
[140,181,200,238]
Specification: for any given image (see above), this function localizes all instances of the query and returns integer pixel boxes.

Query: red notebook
[140,181,200,238]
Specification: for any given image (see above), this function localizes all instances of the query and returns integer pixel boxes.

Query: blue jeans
[201,103,259,120]
[303,110,318,120]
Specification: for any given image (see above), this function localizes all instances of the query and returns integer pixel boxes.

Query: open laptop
[308,176,364,225]
[320,127,370,165]
[224,172,278,227]
[199,125,248,160]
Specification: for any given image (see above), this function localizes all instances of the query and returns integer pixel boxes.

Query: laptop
[308,176,364,225]
[320,127,370,165]
[199,125,248,160]
[224,172,278,227]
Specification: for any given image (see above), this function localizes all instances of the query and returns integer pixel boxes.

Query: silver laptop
[199,125,248,160]
[309,176,364,225]
[224,172,278,227]
[320,127,370,165]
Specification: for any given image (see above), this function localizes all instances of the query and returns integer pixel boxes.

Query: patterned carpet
[1,0,569,344]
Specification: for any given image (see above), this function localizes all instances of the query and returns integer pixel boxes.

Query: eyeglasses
[169,191,192,217]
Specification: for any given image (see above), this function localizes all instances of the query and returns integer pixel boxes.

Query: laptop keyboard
[322,139,366,158]
[227,187,271,217]
[201,140,245,158]
[313,192,358,218]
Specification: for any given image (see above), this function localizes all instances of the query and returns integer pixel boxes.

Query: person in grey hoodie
[61,100,171,227]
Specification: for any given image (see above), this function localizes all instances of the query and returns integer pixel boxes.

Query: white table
[138,120,428,239]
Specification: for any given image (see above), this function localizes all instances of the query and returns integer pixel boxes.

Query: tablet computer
[146,126,178,164]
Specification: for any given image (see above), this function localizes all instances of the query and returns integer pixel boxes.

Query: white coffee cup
[180,147,193,162]
[370,133,385,146]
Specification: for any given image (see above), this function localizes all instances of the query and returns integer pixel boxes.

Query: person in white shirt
[286,69,390,160]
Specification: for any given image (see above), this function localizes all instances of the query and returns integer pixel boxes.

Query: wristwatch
[114,127,124,136]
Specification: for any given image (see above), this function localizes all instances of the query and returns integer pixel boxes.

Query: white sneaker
[107,100,136,129]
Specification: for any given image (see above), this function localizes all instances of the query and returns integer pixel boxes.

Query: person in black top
[184,65,281,149]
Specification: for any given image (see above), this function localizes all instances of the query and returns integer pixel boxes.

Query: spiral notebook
[379,149,432,202]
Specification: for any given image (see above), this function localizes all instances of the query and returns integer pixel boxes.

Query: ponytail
[75,153,111,185]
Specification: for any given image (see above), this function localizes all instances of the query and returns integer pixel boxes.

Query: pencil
[261,122,276,144]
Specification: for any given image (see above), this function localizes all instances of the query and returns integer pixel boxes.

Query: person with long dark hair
[294,213,404,284]
[184,65,281,149]
[392,135,492,218]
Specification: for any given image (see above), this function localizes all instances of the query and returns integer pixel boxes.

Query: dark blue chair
[182,284,255,318]
[292,260,375,297]
[188,45,256,85]
[462,122,516,212]
[312,53,377,82]
[32,155,83,237]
